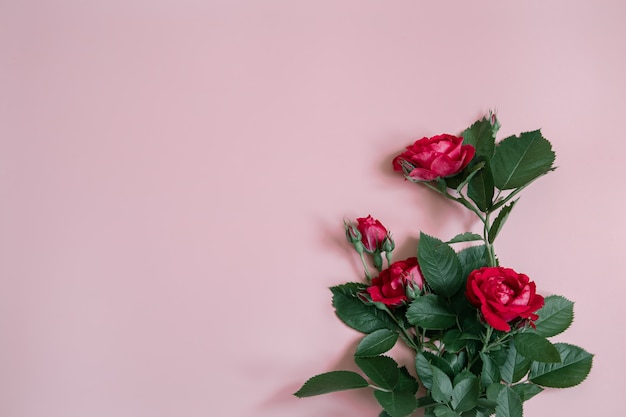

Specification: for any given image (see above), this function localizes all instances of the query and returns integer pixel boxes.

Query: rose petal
[430,154,462,177]
[460,145,476,165]
[411,149,436,165]
[430,140,454,154]
[445,140,463,160]
[367,285,384,301]
[510,284,531,306]
[408,167,439,181]
[481,305,511,331]
[381,295,408,306]
[469,278,488,306]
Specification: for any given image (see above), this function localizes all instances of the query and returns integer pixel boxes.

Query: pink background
[1,1,624,416]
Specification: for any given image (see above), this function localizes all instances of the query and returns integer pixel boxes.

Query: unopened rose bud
[344,220,362,244]
[356,215,389,254]
[382,234,395,254]
[489,109,501,134]
[353,240,365,255]
[405,280,421,300]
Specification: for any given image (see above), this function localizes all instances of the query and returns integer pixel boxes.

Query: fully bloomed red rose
[465,267,544,332]
[392,134,475,181]
[356,215,388,253]
[367,257,423,306]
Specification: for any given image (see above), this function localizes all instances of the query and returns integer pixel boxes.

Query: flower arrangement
[294,113,593,417]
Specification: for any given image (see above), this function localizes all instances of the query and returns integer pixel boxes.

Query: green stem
[369,384,393,392]
[455,193,487,223]
[471,327,513,366]
[468,326,495,369]
[487,334,513,351]
[422,182,486,223]
[483,212,497,267]
[490,175,545,211]
[359,252,371,281]
[385,251,393,267]
[385,311,419,351]
[481,326,494,354]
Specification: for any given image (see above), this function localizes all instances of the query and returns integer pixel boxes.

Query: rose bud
[382,233,395,265]
[392,134,475,181]
[343,220,365,255]
[489,109,501,133]
[344,220,362,244]
[405,279,422,300]
[382,234,395,254]
[465,266,545,332]
[356,215,389,254]
[366,257,424,307]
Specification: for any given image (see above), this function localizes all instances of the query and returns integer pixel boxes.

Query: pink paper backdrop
[1,1,624,416]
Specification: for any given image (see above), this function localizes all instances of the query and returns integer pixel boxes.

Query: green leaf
[480,353,501,387]
[406,295,457,330]
[427,351,456,378]
[331,283,394,333]
[513,333,560,363]
[486,383,504,402]
[433,405,462,417]
[477,397,498,409]
[443,329,467,353]
[461,116,496,159]
[355,356,399,390]
[452,369,474,386]
[533,295,574,338]
[425,408,437,417]
[457,245,489,280]
[487,201,516,244]
[499,342,531,384]
[491,130,555,190]
[416,396,438,408]
[511,383,543,402]
[447,232,483,244]
[444,351,467,375]
[529,343,593,388]
[467,163,494,212]
[459,331,482,341]
[294,371,368,397]
[374,390,418,417]
[418,233,463,297]
[495,386,522,417]
[416,351,458,391]
[451,375,479,412]
[415,352,434,390]
[355,329,399,357]
[431,365,454,404]
[453,161,485,194]
[397,366,420,394]
[475,408,495,417]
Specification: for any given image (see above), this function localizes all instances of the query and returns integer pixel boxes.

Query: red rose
[392,134,475,181]
[367,257,423,306]
[465,267,544,332]
[356,215,388,253]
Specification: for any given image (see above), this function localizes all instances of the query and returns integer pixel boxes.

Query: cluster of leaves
[294,115,593,417]
[296,247,592,417]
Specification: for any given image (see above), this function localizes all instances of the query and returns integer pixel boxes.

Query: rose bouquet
[294,113,593,417]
